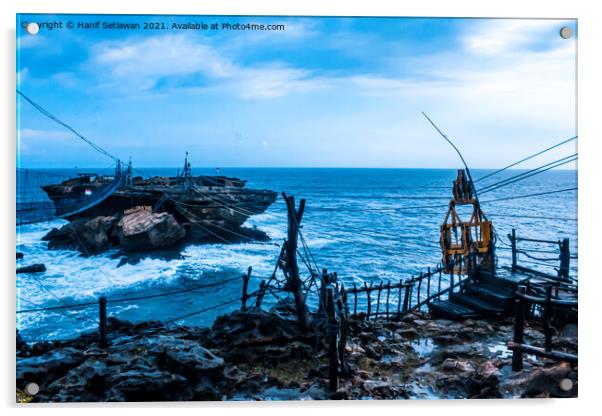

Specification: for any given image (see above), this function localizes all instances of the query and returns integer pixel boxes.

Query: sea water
[16,168,577,341]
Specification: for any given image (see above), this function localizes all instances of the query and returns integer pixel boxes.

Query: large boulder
[113,206,186,252]
[42,215,118,254]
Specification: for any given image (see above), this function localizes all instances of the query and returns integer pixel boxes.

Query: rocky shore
[16,305,577,402]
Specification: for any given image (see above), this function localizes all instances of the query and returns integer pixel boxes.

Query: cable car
[440,169,494,274]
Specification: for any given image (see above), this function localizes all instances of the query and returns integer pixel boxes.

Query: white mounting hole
[26,22,40,35]
[25,382,39,395]
[559,26,572,39]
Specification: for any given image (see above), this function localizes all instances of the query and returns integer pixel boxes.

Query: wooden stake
[241,266,252,312]
[511,229,517,271]
[99,296,107,348]
[326,287,339,392]
[282,192,310,332]
[365,281,371,320]
[512,285,527,371]
[375,281,383,320]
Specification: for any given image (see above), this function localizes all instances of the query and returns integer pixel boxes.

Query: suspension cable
[473,136,577,183]
[17,90,122,165]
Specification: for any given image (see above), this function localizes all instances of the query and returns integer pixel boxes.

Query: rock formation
[42,206,186,254]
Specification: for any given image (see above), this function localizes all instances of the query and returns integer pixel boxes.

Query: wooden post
[438,264,442,300]
[512,285,527,371]
[426,267,431,305]
[353,283,358,317]
[99,296,107,348]
[364,281,371,320]
[417,273,422,310]
[397,282,403,319]
[559,238,570,281]
[403,284,411,312]
[543,285,553,352]
[319,269,328,315]
[282,192,310,332]
[255,280,266,307]
[510,229,517,271]
[338,286,351,377]
[385,282,391,320]
[241,266,252,312]
[375,281,383,320]
[326,287,339,392]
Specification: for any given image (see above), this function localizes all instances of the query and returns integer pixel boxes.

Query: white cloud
[462,19,566,55]
[17,67,29,83]
[89,33,324,98]
[19,128,73,140]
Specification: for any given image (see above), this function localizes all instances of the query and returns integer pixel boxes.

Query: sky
[16,15,577,169]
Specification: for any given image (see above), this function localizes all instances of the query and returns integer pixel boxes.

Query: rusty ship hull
[42,173,278,242]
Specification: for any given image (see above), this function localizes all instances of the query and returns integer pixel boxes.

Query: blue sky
[17,15,577,169]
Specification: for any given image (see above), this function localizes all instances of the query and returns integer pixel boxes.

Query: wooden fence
[345,253,478,321]
[509,285,578,371]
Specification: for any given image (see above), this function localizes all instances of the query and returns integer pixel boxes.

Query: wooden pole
[397,282,403,319]
[543,285,553,352]
[282,193,310,332]
[365,281,371,320]
[255,280,266,307]
[375,281,383,320]
[426,267,431,306]
[353,283,358,317]
[559,238,570,281]
[417,273,422,311]
[241,266,252,312]
[99,296,107,348]
[511,229,517,271]
[338,286,351,377]
[438,264,442,300]
[385,282,391,321]
[403,284,411,313]
[319,269,328,315]
[512,285,527,371]
[326,287,339,392]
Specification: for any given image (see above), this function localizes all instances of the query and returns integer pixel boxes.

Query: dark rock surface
[42,207,186,255]
[42,215,119,254]
[16,263,46,274]
[16,309,577,402]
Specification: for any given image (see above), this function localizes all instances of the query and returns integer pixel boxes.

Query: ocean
[16,167,578,341]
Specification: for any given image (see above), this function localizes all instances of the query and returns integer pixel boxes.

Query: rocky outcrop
[42,207,185,255]
[113,206,186,252]
[42,215,119,254]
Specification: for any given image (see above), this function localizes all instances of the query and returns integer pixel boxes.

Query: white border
[2,1,600,415]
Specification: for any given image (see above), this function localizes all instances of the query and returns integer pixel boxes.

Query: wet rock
[16,263,46,274]
[16,347,85,387]
[16,252,24,260]
[162,342,224,378]
[114,206,185,252]
[106,370,190,401]
[209,308,314,362]
[477,361,501,380]
[502,362,576,398]
[16,331,30,355]
[43,215,118,254]
[441,358,476,374]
